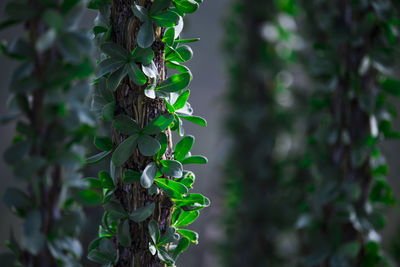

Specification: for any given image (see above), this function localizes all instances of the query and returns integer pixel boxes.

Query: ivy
[87,0,208,265]
[0,0,95,265]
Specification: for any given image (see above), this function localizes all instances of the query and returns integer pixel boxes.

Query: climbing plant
[86,0,208,266]
[0,0,95,266]
[221,0,306,266]
[297,0,400,266]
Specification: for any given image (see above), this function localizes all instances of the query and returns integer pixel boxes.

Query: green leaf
[151,10,180,27]
[127,62,147,85]
[177,229,198,244]
[3,187,32,212]
[22,210,45,255]
[160,160,183,178]
[118,220,131,247]
[148,219,160,245]
[93,26,108,35]
[172,237,190,259]
[175,45,193,62]
[113,114,140,135]
[94,136,113,151]
[162,27,175,46]
[155,178,188,198]
[159,227,179,245]
[86,151,112,164]
[123,169,141,184]
[174,193,210,211]
[132,47,154,65]
[129,202,155,222]
[156,72,191,93]
[131,3,149,22]
[101,42,130,60]
[138,135,161,156]
[86,177,103,188]
[381,77,400,96]
[96,58,125,79]
[150,0,171,15]
[181,155,207,165]
[174,210,199,227]
[42,9,63,31]
[157,246,175,264]
[174,135,194,161]
[174,38,200,44]
[87,249,115,265]
[107,65,128,91]
[141,162,158,188]
[79,189,102,206]
[173,90,190,110]
[179,115,206,127]
[142,114,174,135]
[99,171,115,189]
[4,140,31,164]
[111,134,139,167]
[138,19,154,48]
[173,0,199,14]
[156,132,168,160]
[103,200,128,219]
[102,102,115,122]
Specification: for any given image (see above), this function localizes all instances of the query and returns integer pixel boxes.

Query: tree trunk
[109,0,172,266]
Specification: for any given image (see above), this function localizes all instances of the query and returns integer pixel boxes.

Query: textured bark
[110,0,172,266]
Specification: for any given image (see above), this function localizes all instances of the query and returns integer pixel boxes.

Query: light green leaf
[173,90,190,110]
[173,210,199,227]
[142,114,174,135]
[177,229,198,244]
[151,10,180,27]
[155,178,188,198]
[111,134,139,167]
[173,0,199,14]
[179,115,206,127]
[181,155,207,165]
[98,171,115,189]
[172,237,190,259]
[174,135,194,161]
[156,72,191,93]
[162,27,175,46]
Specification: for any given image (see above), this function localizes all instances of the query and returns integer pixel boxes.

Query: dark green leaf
[150,0,171,15]
[113,114,140,135]
[160,160,183,178]
[96,58,125,79]
[79,189,102,205]
[129,202,155,222]
[3,187,32,212]
[381,77,400,96]
[172,237,190,259]
[132,47,154,65]
[138,135,161,156]
[101,42,130,60]
[174,38,200,44]
[174,135,194,161]
[4,140,31,164]
[173,90,190,110]
[99,171,115,189]
[86,177,103,188]
[142,114,174,135]
[94,136,113,151]
[107,65,128,91]
[162,27,175,46]
[123,169,141,184]
[102,102,115,122]
[118,220,131,247]
[159,227,179,245]
[138,20,154,48]
[131,3,149,22]
[103,200,128,219]
[111,134,139,167]
[148,219,160,244]
[140,162,158,188]
[156,132,168,160]
[86,150,112,164]
[127,62,147,85]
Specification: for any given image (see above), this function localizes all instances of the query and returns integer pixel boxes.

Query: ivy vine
[86,0,208,266]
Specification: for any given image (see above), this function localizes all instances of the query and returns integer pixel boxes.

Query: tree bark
[109,0,172,266]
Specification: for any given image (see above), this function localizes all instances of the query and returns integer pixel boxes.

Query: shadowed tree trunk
[109,0,172,266]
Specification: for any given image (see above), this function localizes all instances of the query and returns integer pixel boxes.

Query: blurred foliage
[297,0,400,266]
[221,0,307,266]
[0,0,96,265]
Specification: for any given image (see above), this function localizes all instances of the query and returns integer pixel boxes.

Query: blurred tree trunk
[109,1,172,266]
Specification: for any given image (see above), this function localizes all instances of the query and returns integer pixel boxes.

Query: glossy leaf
[155,178,188,198]
[160,160,183,178]
[140,162,158,188]
[174,135,194,161]
[113,114,140,135]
